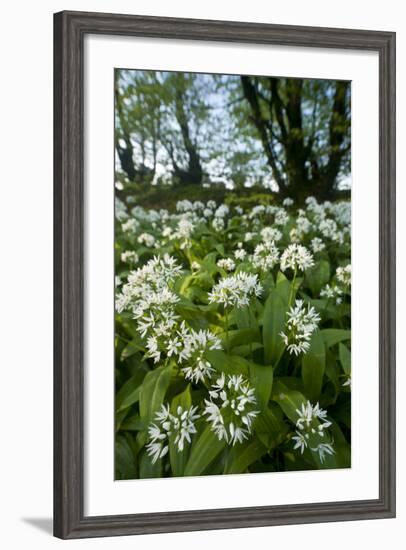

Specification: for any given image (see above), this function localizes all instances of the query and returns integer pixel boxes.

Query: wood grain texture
[53,10,396,539]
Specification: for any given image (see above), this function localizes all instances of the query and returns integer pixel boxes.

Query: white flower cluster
[208,272,263,308]
[261,226,282,243]
[116,254,182,315]
[121,250,139,265]
[116,255,184,363]
[121,218,139,234]
[234,248,247,261]
[320,284,343,304]
[251,241,280,272]
[280,244,314,273]
[291,401,335,464]
[138,232,156,247]
[310,237,325,253]
[178,327,222,384]
[204,374,258,445]
[146,404,200,463]
[217,258,236,272]
[336,264,351,286]
[280,299,321,355]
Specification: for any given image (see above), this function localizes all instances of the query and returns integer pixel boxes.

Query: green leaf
[120,415,146,432]
[321,329,351,349]
[254,404,289,448]
[115,435,137,479]
[139,364,172,424]
[302,330,326,401]
[169,386,192,477]
[116,375,141,412]
[272,380,307,424]
[233,305,258,330]
[184,425,226,476]
[304,260,330,295]
[205,350,250,377]
[221,328,261,349]
[224,439,267,474]
[339,343,351,375]
[139,450,162,479]
[249,363,273,410]
[120,335,144,359]
[262,291,286,364]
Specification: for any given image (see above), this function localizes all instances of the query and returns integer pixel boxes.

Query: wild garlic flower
[252,241,280,272]
[204,373,258,445]
[217,258,236,272]
[179,327,222,383]
[319,218,338,240]
[289,228,300,243]
[311,442,335,464]
[146,404,200,463]
[208,272,263,308]
[310,237,325,253]
[234,248,247,261]
[282,197,294,207]
[261,227,282,243]
[320,284,343,304]
[137,232,156,247]
[244,232,257,242]
[116,254,183,313]
[274,207,289,226]
[171,218,195,249]
[291,401,334,463]
[115,197,128,221]
[191,261,201,271]
[280,243,314,272]
[215,205,230,218]
[336,264,351,286]
[121,250,139,265]
[212,217,225,232]
[280,299,320,355]
[121,218,139,234]
[176,200,193,213]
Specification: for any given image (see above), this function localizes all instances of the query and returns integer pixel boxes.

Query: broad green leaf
[169,386,192,476]
[232,343,263,357]
[304,260,330,295]
[115,435,137,479]
[115,408,129,432]
[262,291,286,364]
[254,404,289,448]
[321,329,351,349]
[272,380,307,424]
[205,350,250,377]
[139,364,172,424]
[120,335,144,360]
[339,343,351,375]
[116,375,141,412]
[139,450,162,479]
[302,330,326,401]
[233,304,259,330]
[184,425,226,476]
[120,415,146,432]
[224,439,267,474]
[221,328,261,350]
[249,363,273,410]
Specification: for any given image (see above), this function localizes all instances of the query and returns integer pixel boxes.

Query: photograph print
[114,68,351,480]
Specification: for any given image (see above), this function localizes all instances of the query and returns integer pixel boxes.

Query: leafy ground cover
[114,196,351,479]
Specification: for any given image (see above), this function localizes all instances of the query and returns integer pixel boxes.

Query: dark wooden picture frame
[54,10,396,539]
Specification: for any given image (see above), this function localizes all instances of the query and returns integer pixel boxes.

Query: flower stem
[225,308,230,353]
[288,267,297,309]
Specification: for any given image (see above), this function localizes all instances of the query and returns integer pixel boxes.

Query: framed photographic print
[54,10,396,539]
